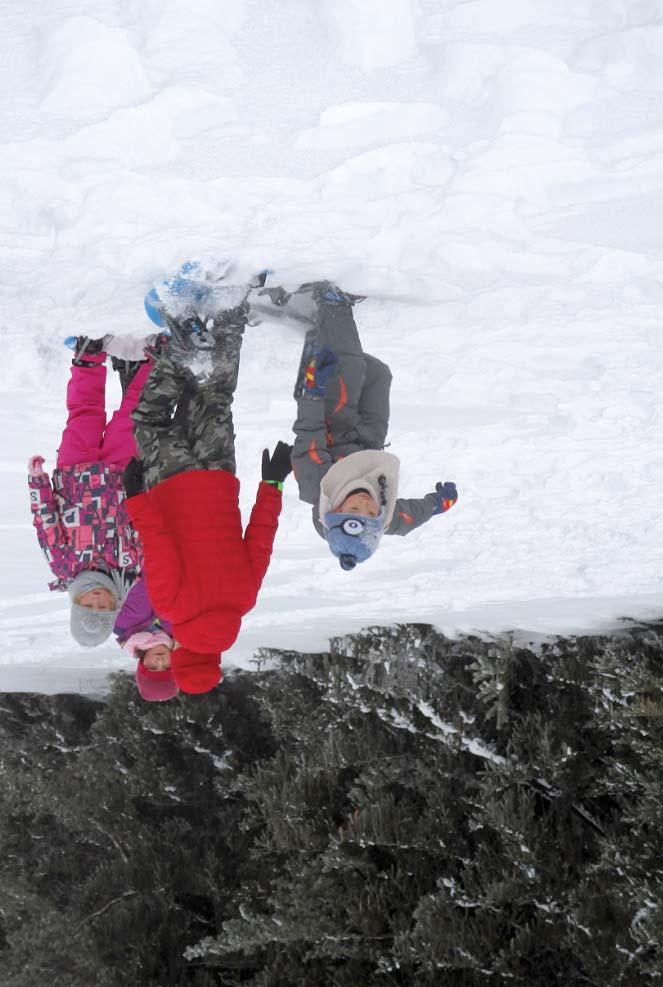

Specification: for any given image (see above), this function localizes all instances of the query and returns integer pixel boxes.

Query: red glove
[28,455,46,478]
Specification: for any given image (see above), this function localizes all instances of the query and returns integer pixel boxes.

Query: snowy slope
[1,0,661,692]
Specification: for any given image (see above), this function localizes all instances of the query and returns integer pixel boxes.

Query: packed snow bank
[0,0,661,691]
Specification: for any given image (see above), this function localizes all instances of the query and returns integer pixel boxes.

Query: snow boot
[65,333,160,365]
[144,262,269,330]
[144,265,268,374]
[111,357,147,395]
[64,336,107,367]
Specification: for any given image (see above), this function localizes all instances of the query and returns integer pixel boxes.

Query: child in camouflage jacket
[124,307,292,695]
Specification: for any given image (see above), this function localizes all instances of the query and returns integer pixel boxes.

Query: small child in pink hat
[121,629,178,702]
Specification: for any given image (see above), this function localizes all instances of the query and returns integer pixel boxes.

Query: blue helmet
[144,261,208,327]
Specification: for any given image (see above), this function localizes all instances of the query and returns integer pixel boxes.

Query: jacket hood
[319,451,400,529]
[173,608,242,653]
[172,649,222,694]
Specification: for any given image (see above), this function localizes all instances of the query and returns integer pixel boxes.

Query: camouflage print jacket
[28,463,144,592]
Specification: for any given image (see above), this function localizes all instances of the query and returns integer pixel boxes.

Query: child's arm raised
[126,493,182,618]
[388,482,458,536]
[244,443,291,588]
[28,457,73,585]
[243,482,283,589]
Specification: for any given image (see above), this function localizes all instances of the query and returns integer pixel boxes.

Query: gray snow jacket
[289,285,439,539]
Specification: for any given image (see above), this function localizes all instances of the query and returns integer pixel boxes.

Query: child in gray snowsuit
[259,281,458,570]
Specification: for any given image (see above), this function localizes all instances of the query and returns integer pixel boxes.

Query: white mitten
[28,455,46,478]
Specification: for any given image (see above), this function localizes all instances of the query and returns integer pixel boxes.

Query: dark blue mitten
[431,481,458,515]
[303,346,338,398]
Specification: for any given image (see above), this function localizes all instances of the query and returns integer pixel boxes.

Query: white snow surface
[1,0,661,692]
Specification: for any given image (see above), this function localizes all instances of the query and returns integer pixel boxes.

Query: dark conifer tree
[0,622,661,985]
[191,623,663,986]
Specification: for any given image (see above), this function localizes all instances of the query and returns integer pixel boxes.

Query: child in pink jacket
[28,337,153,646]
[113,575,177,701]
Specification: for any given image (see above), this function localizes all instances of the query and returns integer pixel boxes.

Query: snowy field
[1,0,661,692]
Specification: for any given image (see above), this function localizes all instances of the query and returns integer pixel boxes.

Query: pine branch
[78,886,166,926]
[90,821,129,864]
[529,777,607,837]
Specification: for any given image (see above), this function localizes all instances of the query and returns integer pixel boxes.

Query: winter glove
[261,441,293,489]
[302,345,338,398]
[122,457,146,499]
[260,283,364,308]
[28,455,46,478]
[215,297,250,330]
[258,285,292,307]
[431,481,458,515]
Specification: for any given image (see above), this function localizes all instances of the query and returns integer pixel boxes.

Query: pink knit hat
[135,662,179,702]
[122,629,173,658]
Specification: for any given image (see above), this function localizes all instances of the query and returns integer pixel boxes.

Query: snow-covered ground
[1,0,661,692]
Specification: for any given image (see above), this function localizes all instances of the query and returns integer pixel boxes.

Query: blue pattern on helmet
[144,288,166,327]
[323,511,385,569]
[145,261,209,327]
